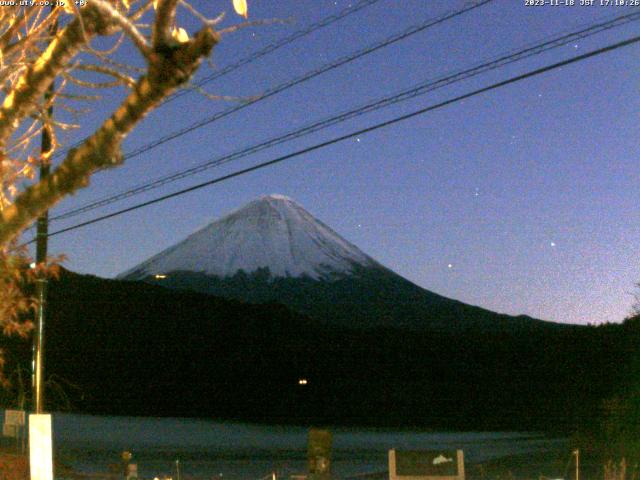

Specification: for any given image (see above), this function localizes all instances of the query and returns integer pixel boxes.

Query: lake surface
[14,413,568,479]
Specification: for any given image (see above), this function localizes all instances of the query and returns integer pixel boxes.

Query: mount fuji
[120,194,379,281]
[119,194,558,332]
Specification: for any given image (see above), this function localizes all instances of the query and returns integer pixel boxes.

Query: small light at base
[155,274,167,279]
[298,378,308,385]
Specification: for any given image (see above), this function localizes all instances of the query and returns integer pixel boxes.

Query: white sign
[127,464,138,480]
[3,409,25,438]
[388,450,465,480]
[5,409,25,426]
[2,423,17,438]
[29,414,54,480]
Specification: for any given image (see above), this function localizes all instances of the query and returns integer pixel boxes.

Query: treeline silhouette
[1,269,638,435]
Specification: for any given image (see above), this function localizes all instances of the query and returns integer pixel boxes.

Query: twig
[218,17,290,35]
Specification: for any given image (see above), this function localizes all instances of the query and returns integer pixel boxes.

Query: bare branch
[188,83,259,103]
[0,4,113,150]
[218,18,290,35]
[62,71,130,89]
[6,123,42,156]
[84,31,126,56]
[0,26,219,244]
[94,52,145,74]
[55,102,92,118]
[130,0,155,22]
[73,63,136,87]
[91,0,151,58]
[0,6,40,52]
[56,93,102,102]
[179,1,225,26]
[152,0,180,47]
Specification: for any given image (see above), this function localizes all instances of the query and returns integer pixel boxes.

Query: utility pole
[32,108,51,414]
[32,7,58,414]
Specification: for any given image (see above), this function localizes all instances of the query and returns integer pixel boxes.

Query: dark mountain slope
[148,266,566,333]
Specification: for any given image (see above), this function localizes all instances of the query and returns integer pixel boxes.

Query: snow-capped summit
[119,194,379,280]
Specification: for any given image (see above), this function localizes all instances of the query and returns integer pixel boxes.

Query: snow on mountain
[119,194,380,280]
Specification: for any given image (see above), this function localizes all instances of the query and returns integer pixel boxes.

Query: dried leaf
[171,27,189,44]
[232,0,248,19]
[62,1,76,14]
[22,164,34,179]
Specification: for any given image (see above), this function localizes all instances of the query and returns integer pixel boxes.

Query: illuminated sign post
[308,429,332,480]
[389,450,465,480]
[3,409,26,454]
[29,414,54,480]
[3,409,25,437]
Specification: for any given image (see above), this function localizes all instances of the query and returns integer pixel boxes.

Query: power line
[51,0,384,160]
[53,0,494,167]
[37,34,640,242]
[170,0,384,102]
[122,0,493,159]
[51,10,640,222]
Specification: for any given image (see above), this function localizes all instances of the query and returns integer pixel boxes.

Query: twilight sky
[40,0,640,325]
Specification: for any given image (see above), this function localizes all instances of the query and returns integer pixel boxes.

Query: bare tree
[0,0,245,376]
